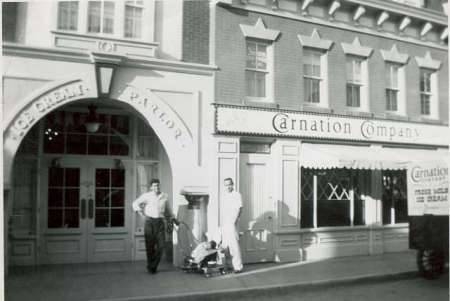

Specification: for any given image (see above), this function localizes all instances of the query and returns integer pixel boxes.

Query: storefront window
[301,168,368,228]
[43,110,130,156]
[136,117,159,159]
[382,170,408,224]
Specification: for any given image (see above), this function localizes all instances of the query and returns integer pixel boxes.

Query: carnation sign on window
[407,160,449,216]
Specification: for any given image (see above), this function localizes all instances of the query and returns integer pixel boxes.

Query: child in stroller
[182,240,226,277]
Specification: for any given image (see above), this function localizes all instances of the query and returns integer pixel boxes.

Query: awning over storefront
[300,143,449,170]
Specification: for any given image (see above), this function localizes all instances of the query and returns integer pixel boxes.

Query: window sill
[342,109,374,118]
[52,30,159,59]
[382,112,409,121]
[243,98,278,108]
[300,103,333,114]
[417,116,443,124]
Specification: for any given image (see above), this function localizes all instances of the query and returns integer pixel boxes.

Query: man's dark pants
[144,217,165,272]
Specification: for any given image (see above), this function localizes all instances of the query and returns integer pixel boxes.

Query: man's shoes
[233,269,243,274]
[148,268,158,274]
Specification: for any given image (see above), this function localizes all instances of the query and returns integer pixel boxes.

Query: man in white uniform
[132,179,178,274]
[220,178,243,273]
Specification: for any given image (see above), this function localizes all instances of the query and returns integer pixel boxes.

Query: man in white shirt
[132,179,178,274]
[220,178,243,273]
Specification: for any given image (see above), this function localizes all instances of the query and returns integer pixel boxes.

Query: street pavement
[5,250,433,301]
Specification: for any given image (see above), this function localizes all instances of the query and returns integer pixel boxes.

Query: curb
[90,270,419,301]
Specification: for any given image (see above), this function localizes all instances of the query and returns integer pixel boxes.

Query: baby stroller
[181,240,227,278]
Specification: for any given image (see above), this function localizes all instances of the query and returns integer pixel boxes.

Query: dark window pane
[65,168,80,187]
[49,167,64,186]
[88,135,108,155]
[111,209,124,227]
[65,188,79,207]
[111,169,125,187]
[111,189,124,207]
[44,131,65,153]
[318,200,350,227]
[300,168,314,228]
[48,188,63,207]
[95,209,109,227]
[66,134,87,154]
[109,136,129,156]
[48,209,63,228]
[96,189,110,207]
[64,209,79,228]
[110,115,129,134]
[96,169,110,187]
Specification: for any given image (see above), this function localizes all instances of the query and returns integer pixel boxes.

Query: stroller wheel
[220,268,226,275]
[205,273,211,278]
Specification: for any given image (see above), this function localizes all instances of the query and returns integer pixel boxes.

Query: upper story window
[420,69,433,115]
[346,57,363,108]
[246,40,269,99]
[57,1,79,31]
[125,1,143,38]
[303,50,322,104]
[386,63,399,111]
[87,1,115,34]
[56,0,148,40]
[239,18,280,103]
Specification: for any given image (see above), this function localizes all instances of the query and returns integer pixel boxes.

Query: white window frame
[124,0,144,39]
[87,1,115,35]
[419,69,435,116]
[57,1,79,31]
[415,52,441,120]
[54,0,154,41]
[346,56,368,110]
[385,63,400,112]
[302,49,329,106]
[245,39,274,102]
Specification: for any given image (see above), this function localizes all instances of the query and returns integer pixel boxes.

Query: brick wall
[215,5,449,123]
[182,0,210,64]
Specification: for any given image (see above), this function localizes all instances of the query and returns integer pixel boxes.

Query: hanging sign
[407,160,449,216]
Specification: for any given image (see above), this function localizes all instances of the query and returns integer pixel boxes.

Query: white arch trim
[3,79,195,189]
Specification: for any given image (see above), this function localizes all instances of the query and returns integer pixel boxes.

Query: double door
[39,157,132,264]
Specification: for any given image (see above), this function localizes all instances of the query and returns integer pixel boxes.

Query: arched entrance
[4,79,196,265]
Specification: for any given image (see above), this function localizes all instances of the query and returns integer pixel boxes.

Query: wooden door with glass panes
[40,157,132,264]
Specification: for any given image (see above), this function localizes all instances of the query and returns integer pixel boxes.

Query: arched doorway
[8,99,175,265]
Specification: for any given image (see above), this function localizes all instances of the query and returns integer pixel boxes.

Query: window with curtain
[88,1,115,34]
[420,69,432,115]
[346,57,363,107]
[303,49,322,103]
[57,1,79,31]
[124,0,143,38]
[386,63,399,111]
[246,40,268,98]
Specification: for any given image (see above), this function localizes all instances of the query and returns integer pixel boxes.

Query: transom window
[246,40,268,98]
[303,49,322,103]
[346,57,363,107]
[386,63,399,111]
[43,110,130,156]
[88,1,115,34]
[420,69,432,115]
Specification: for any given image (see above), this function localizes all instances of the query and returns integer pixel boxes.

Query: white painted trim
[239,18,281,41]
[380,44,409,65]
[297,29,333,50]
[220,3,448,51]
[341,37,373,57]
[415,51,442,70]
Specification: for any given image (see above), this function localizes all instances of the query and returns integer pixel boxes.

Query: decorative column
[176,188,209,266]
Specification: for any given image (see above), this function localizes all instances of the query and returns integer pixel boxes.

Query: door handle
[88,198,94,219]
[80,199,86,219]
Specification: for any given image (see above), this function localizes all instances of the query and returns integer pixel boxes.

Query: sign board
[215,105,449,146]
[407,160,449,216]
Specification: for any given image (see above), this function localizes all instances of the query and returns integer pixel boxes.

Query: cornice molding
[380,44,409,64]
[298,29,333,50]
[2,43,218,75]
[415,51,441,70]
[225,3,447,51]
[341,37,373,57]
[239,18,281,41]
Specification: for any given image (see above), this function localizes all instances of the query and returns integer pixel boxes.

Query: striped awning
[300,143,449,170]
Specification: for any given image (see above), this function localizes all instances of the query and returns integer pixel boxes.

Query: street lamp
[95,62,117,99]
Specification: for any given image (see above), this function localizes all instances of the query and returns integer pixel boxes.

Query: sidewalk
[5,251,418,301]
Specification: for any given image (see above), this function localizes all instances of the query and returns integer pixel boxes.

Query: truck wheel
[417,249,445,279]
